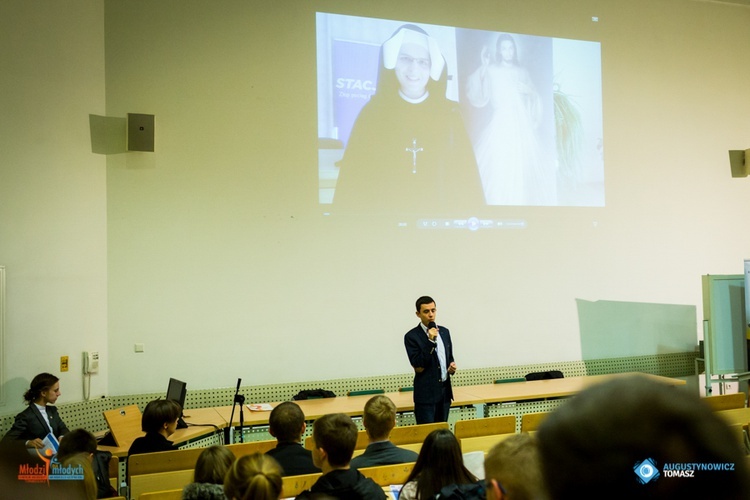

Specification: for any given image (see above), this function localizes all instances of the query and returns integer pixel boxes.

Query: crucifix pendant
[405,138,423,174]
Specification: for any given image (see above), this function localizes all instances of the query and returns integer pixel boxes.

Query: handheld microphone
[427,321,439,340]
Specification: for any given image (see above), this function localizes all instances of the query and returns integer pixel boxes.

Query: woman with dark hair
[128,399,182,456]
[183,445,235,500]
[2,372,69,448]
[334,24,482,213]
[398,429,477,500]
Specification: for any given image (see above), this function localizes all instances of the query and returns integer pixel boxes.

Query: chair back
[454,415,515,440]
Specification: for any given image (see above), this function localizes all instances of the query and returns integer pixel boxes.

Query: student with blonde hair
[351,395,417,468]
[484,433,544,500]
[224,452,283,500]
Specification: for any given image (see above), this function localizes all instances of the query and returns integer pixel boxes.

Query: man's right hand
[428,327,439,341]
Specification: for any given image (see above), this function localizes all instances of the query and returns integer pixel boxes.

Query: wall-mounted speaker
[728,149,749,178]
[127,113,155,152]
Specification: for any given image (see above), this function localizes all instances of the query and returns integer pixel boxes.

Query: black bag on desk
[525,370,564,381]
[293,389,336,400]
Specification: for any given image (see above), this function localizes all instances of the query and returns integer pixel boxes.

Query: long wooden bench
[282,471,322,497]
[703,393,746,411]
[520,411,550,433]
[128,440,277,499]
[128,439,276,478]
[137,461,418,500]
[283,462,415,497]
[130,470,192,500]
[359,461,415,486]
[459,432,517,454]
[305,421,448,451]
[139,490,182,500]
[454,415,515,439]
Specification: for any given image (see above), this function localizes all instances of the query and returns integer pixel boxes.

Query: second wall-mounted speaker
[127,113,155,152]
[728,149,750,178]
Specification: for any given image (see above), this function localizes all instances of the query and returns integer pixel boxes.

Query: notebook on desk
[102,405,144,448]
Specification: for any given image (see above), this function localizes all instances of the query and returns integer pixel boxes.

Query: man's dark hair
[312,413,357,467]
[56,428,97,463]
[269,401,305,442]
[537,375,750,500]
[415,296,436,312]
[141,399,182,433]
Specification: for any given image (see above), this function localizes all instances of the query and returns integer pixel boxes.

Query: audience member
[398,429,477,500]
[484,433,543,500]
[55,428,97,463]
[265,401,320,476]
[2,372,69,449]
[296,413,385,499]
[183,445,235,500]
[62,453,98,500]
[537,374,750,500]
[128,399,181,456]
[350,395,417,469]
[224,452,282,500]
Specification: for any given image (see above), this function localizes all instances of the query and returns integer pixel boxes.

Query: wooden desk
[102,372,685,457]
[216,387,484,427]
[458,373,686,404]
[99,407,226,458]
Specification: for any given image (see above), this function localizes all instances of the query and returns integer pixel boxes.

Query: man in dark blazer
[350,395,418,468]
[265,401,320,476]
[404,296,457,424]
[3,404,69,448]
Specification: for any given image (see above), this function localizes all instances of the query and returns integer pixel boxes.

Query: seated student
[56,428,97,463]
[183,445,235,500]
[296,413,385,500]
[537,374,750,500]
[55,428,99,500]
[265,401,320,476]
[128,399,181,456]
[484,433,543,500]
[224,452,283,500]
[350,395,418,469]
[61,454,98,500]
[399,429,477,500]
[2,372,69,449]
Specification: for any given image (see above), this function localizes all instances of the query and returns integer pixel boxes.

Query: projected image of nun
[334,25,482,213]
[466,33,556,205]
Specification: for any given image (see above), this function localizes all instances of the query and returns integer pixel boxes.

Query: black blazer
[266,441,321,476]
[404,324,454,404]
[350,441,418,469]
[2,404,69,443]
[127,432,178,456]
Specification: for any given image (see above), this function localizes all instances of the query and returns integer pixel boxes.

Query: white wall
[102,0,750,395]
[3,0,750,409]
[0,0,108,414]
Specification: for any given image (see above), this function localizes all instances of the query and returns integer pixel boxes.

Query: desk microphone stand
[236,393,245,443]
[227,378,245,444]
